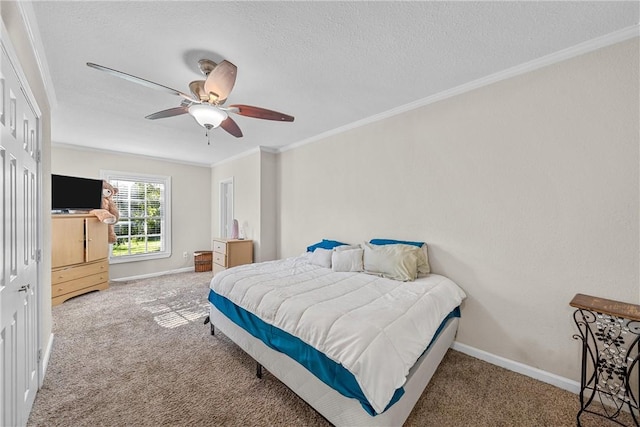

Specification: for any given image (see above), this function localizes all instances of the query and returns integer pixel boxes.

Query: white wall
[277,38,639,381]
[211,149,261,258]
[51,145,212,279]
[260,150,278,261]
[210,148,278,263]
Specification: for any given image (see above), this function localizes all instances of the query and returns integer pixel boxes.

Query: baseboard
[451,341,580,394]
[110,267,195,282]
[40,332,54,387]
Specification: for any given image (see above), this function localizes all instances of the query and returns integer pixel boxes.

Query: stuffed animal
[101,180,120,243]
[90,208,116,225]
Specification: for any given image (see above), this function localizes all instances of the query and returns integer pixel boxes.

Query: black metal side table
[571,293,640,426]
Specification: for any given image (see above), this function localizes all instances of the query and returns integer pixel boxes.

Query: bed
[207,247,466,426]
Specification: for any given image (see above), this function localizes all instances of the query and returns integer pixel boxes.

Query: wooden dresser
[51,214,109,305]
[212,238,253,275]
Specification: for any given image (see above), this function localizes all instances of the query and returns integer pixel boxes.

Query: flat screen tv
[51,174,103,212]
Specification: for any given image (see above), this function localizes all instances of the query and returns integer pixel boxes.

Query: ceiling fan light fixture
[188,104,228,128]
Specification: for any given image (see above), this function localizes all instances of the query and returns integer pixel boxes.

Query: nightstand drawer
[212,238,253,275]
[213,263,227,275]
[213,240,227,254]
[213,251,226,267]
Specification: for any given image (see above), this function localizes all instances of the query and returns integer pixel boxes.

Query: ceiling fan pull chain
[204,123,214,145]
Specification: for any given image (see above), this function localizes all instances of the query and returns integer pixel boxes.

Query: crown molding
[52,141,212,168]
[209,145,277,168]
[15,1,58,109]
[281,25,640,154]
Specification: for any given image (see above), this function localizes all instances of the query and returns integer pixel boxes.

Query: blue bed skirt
[208,289,460,416]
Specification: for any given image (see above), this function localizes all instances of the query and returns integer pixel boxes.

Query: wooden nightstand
[212,238,253,275]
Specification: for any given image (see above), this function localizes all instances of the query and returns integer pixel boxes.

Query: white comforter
[210,255,466,414]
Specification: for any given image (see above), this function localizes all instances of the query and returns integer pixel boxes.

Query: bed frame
[208,304,458,426]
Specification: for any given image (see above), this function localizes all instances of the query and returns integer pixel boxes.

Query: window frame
[101,170,172,263]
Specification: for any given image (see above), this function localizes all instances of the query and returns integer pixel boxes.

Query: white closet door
[0,23,42,427]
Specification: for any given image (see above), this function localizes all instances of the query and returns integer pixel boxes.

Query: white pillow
[309,248,332,268]
[368,243,430,275]
[333,244,361,252]
[332,248,364,272]
[417,244,430,275]
[362,242,418,281]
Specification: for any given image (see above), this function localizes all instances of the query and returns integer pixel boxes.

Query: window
[102,171,171,263]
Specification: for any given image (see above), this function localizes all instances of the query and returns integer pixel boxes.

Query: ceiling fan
[86,59,294,141]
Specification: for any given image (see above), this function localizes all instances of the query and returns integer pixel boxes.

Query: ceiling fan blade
[87,62,197,102]
[229,104,295,122]
[145,106,189,120]
[203,60,237,104]
[220,116,243,138]
[189,80,208,102]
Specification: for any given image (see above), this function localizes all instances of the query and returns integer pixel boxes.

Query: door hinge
[36,249,41,263]
[36,150,41,163]
[38,349,42,363]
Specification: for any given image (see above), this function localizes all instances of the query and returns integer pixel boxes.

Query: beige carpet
[27,271,632,426]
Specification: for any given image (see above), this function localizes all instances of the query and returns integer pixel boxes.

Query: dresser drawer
[213,251,226,267]
[52,259,108,285]
[213,240,227,254]
[52,271,109,298]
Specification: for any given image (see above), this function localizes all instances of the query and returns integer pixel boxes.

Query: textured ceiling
[28,1,639,166]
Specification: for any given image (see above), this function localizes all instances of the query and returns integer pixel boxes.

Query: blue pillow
[306,239,348,252]
[369,238,424,248]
